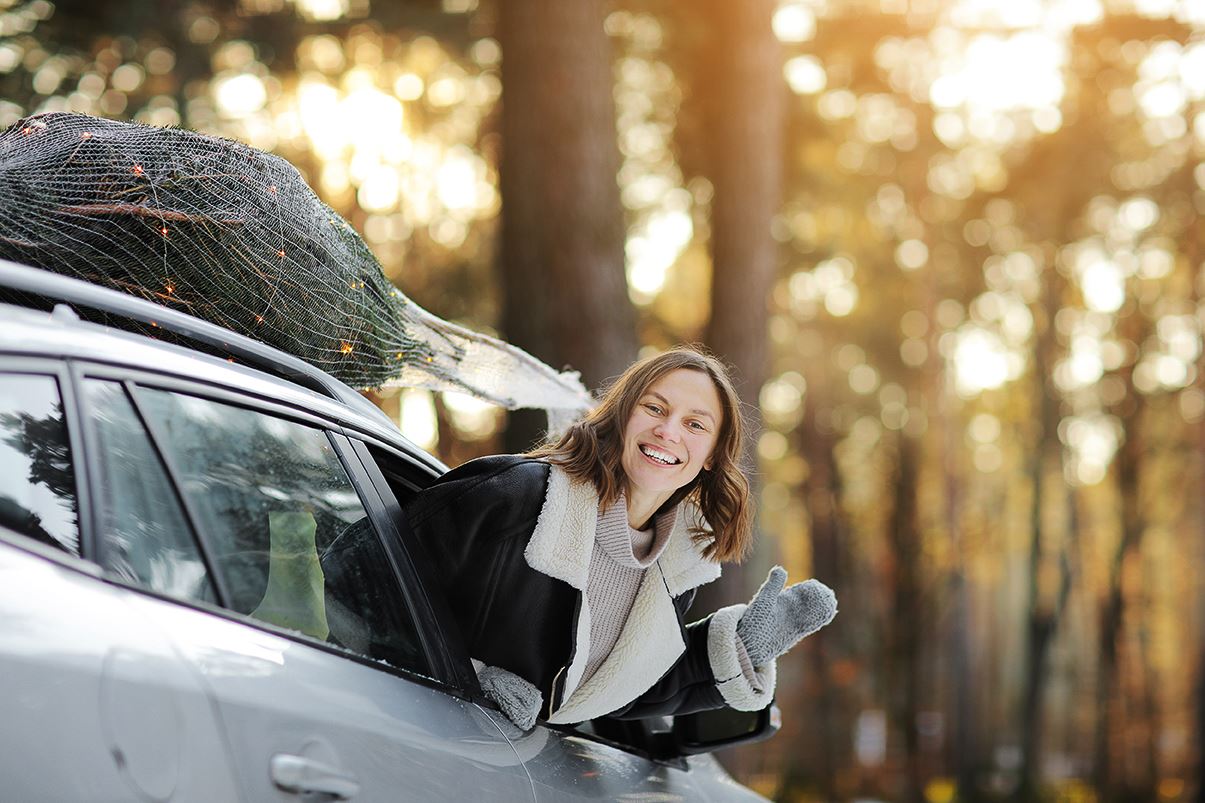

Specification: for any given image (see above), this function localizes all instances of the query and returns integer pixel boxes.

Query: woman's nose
[654,420,682,442]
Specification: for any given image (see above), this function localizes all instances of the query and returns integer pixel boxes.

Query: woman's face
[620,368,723,502]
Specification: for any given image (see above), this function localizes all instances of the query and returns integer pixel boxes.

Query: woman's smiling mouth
[639,443,681,465]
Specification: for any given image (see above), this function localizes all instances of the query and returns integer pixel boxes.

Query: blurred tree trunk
[690,0,783,613]
[496,0,637,450]
[1016,248,1073,800]
[697,0,782,413]
[1096,325,1153,800]
[920,258,977,796]
[942,396,977,799]
[1191,231,1205,803]
[887,432,924,803]
[798,353,844,799]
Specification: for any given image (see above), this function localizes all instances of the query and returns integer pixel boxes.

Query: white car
[0,260,776,802]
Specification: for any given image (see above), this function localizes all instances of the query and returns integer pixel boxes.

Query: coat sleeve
[603,590,776,720]
[401,456,550,650]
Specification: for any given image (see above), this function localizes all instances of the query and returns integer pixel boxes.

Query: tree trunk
[1095,357,1149,800]
[697,0,782,411]
[692,0,784,618]
[887,432,925,803]
[799,354,844,800]
[929,300,976,799]
[496,0,637,450]
[687,0,784,767]
[1016,254,1073,800]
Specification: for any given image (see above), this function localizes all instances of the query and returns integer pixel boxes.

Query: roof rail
[0,259,395,428]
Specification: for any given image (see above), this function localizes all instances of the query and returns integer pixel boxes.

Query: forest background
[1,0,1203,800]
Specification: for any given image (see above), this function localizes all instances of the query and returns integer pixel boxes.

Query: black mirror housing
[669,703,781,756]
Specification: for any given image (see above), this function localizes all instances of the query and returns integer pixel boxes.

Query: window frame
[341,436,482,694]
[67,360,467,694]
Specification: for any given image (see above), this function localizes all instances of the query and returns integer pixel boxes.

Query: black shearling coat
[400,455,729,722]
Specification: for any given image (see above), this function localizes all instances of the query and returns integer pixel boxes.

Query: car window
[0,373,79,556]
[364,442,437,499]
[84,380,217,602]
[134,387,429,675]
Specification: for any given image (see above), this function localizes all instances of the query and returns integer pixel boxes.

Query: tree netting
[0,111,591,423]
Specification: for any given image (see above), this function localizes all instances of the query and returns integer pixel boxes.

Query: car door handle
[270,753,361,799]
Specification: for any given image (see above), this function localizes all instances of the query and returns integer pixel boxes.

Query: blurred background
[1,0,1203,799]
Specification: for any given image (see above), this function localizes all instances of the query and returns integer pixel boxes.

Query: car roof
[0,261,446,475]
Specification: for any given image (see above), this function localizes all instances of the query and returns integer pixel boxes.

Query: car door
[76,371,535,802]
[0,364,241,803]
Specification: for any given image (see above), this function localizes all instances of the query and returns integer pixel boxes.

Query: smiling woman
[621,369,723,528]
[530,347,748,562]
[402,345,839,730]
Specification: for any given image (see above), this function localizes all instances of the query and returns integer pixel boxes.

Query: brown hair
[528,345,754,562]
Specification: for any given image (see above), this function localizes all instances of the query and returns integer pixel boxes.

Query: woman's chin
[629,469,700,498]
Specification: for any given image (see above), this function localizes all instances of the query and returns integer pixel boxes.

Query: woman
[403,346,837,729]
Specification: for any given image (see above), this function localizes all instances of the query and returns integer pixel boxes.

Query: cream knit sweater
[580,493,762,695]
[579,495,677,687]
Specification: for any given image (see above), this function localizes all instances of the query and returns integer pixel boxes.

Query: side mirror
[668,703,781,756]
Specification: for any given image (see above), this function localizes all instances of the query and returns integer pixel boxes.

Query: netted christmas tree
[0,111,590,421]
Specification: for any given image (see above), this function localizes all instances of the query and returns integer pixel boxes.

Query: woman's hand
[477,664,543,730]
[736,566,837,667]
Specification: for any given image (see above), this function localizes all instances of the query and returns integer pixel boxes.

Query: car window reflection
[136,388,430,675]
[0,374,79,555]
[85,380,217,602]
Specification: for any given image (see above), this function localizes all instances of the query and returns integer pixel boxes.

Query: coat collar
[523,463,721,596]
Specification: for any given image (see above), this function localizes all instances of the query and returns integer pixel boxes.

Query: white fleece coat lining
[522,465,770,724]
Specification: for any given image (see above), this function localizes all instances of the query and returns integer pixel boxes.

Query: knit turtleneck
[579,493,677,686]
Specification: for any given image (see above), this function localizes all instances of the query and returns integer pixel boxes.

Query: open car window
[344,438,488,693]
[361,441,438,500]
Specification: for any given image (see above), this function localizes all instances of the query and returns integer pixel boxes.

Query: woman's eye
[645,403,663,414]
[688,421,706,431]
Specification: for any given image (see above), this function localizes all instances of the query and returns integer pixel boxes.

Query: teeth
[640,445,680,465]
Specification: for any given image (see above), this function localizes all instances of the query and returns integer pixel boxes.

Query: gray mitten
[477,664,543,730]
[736,566,837,667]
